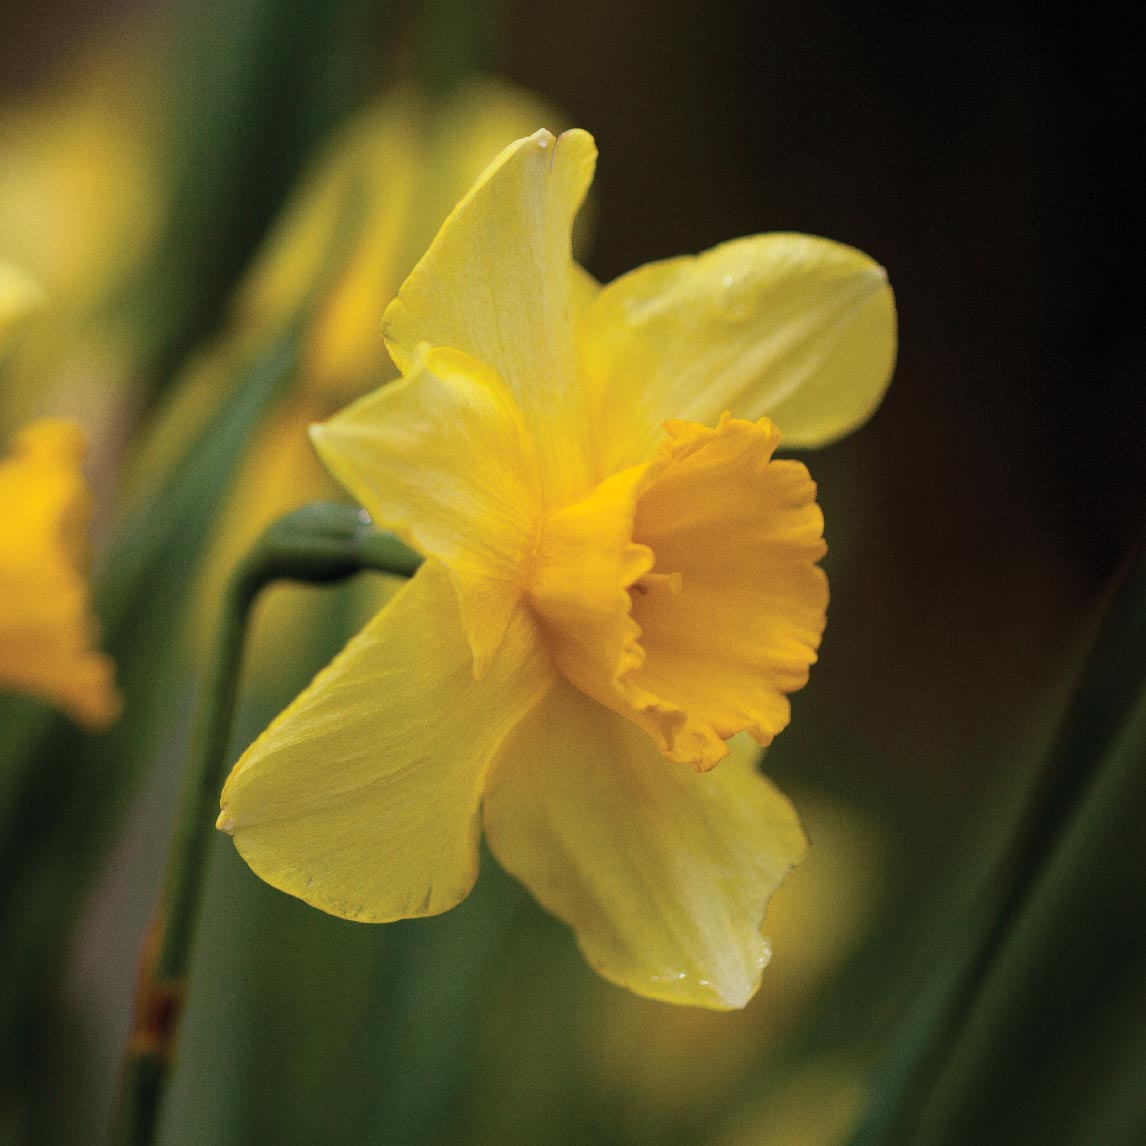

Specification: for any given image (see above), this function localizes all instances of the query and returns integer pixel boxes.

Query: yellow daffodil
[0,418,121,730]
[218,129,896,1008]
[1,265,119,726]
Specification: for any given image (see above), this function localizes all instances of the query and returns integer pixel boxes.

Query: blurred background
[1,2,1142,1145]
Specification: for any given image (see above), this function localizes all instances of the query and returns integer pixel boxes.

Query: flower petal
[0,419,121,729]
[382,129,598,507]
[571,261,600,320]
[236,93,421,395]
[526,452,724,771]
[528,460,656,715]
[528,413,827,773]
[311,346,542,675]
[219,561,555,922]
[578,233,896,472]
[483,682,808,1009]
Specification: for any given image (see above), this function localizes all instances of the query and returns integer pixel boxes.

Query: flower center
[526,414,829,771]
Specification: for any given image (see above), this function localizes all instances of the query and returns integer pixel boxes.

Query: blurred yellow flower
[237,81,571,397]
[134,80,572,678]
[1,260,119,727]
[0,45,162,308]
[219,129,896,1008]
[0,418,121,730]
[0,262,43,341]
[0,37,166,437]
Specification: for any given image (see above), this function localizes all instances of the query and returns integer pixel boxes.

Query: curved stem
[111,504,421,1146]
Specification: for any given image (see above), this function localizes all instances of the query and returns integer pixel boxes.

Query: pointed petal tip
[586,940,768,1011]
[557,126,596,150]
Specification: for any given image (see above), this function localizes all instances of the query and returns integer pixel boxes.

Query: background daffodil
[0,39,166,440]
[0,417,121,730]
[0,261,119,730]
[132,79,570,683]
[219,128,896,1009]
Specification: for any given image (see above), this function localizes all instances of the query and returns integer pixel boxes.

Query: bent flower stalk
[217,129,896,1009]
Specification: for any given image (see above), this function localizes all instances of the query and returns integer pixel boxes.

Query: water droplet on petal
[759,938,774,971]
[709,265,758,322]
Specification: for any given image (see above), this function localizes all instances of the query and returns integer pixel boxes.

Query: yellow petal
[382,128,598,508]
[0,420,121,729]
[412,78,579,262]
[483,682,808,1009]
[311,346,542,675]
[0,262,44,351]
[571,261,600,320]
[528,460,654,704]
[578,233,896,472]
[219,561,555,922]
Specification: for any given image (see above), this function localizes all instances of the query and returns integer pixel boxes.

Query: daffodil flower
[0,263,120,729]
[219,129,896,1008]
[0,419,122,730]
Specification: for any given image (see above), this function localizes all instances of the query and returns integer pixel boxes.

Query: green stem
[111,504,421,1146]
[850,541,1146,1146]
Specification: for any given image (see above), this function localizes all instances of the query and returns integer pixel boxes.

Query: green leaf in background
[118,0,383,409]
[850,545,1146,1146]
[915,672,1146,1145]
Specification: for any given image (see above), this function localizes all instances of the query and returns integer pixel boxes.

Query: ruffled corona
[530,413,827,772]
